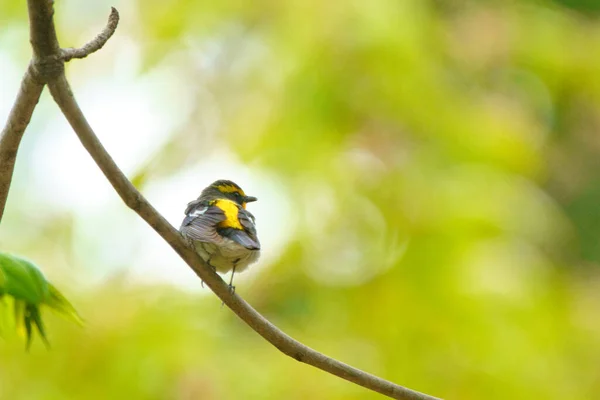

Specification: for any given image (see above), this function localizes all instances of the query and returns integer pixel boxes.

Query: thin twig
[1,1,442,399]
[61,7,120,62]
[0,65,44,222]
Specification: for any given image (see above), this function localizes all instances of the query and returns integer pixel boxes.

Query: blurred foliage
[0,252,82,348]
[551,0,600,15]
[1,0,600,399]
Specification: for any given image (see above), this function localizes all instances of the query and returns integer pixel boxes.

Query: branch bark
[0,0,63,221]
[0,2,441,399]
[0,66,44,221]
[61,7,119,62]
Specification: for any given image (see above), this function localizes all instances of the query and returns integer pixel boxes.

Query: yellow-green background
[1,0,600,399]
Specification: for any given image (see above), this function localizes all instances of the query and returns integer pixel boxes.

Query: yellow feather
[216,184,245,195]
[212,199,243,230]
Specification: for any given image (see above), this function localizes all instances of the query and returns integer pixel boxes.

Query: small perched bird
[180,180,260,290]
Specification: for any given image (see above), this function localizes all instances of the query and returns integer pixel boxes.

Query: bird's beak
[244,196,258,203]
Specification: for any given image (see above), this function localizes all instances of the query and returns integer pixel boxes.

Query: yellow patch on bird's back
[212,199,243,229]
[216,184,245,196]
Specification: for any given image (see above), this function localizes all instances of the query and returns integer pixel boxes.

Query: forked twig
[61,7,120,62]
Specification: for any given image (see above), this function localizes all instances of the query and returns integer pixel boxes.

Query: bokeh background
[1,0,600,399]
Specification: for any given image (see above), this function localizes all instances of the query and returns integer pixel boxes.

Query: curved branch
[47,74,439,400]
[61,8,120,62]
[0,66,44,222]
[0,0,59,222]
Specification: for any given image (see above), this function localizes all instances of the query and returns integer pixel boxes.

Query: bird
[179,180,260,291]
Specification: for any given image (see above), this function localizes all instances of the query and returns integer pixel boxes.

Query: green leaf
[28,304,50,349]
[45,283,84,326]
[24,308,32,350]
[0,252,82,348]
[0,253,48,304]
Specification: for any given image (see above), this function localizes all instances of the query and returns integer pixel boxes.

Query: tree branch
[0,2,441,399]
[0,65,44,221]
[27,0,61,59]
[0,0,61,222]
[61,7,119,62]
[47,73,439,400]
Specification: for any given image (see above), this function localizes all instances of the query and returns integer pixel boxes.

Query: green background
[1,0,600,399]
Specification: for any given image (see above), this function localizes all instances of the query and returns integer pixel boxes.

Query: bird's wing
[180,201,226,244]
[218,228,260,250]
[221,208,260,250]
